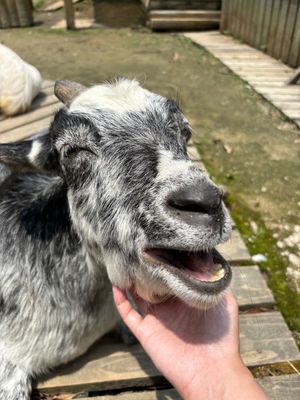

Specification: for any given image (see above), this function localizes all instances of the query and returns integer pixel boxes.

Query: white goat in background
[0,44,42,116]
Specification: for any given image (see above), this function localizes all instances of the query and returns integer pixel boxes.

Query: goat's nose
[168,182,223,216]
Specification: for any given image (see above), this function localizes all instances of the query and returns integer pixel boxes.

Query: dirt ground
[1,27,300,342]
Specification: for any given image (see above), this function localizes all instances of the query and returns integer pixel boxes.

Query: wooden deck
[184,31,300,129]
[1,82,300,399]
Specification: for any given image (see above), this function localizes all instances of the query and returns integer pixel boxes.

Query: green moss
[199,151,300,347]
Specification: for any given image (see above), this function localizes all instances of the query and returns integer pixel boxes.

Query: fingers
[112,286,144,339]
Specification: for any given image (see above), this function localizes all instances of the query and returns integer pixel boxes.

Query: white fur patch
[28,140,42,165]
[156,149,194,181]
[70,79,156,115]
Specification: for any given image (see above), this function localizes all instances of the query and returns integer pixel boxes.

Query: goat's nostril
[168,183,223,216]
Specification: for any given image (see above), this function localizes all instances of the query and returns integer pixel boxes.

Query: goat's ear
[54,80,87,106]
[0,134,59,174]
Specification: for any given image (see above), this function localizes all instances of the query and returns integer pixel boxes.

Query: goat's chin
[133,277,226,310]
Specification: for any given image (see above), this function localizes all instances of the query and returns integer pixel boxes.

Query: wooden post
[64,0,75,30]
[15,0,33,26]
[0,0,11,28]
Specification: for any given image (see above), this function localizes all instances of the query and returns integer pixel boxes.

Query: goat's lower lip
[142,247,231,292]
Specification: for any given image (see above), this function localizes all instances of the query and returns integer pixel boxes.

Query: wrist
[181,356,268,400]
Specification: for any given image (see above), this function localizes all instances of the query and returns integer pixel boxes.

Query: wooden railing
[221,0,300,68]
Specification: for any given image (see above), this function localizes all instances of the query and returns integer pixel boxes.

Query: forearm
[179,358,268,400]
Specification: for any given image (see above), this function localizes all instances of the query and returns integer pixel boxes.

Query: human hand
[113,287,268,400]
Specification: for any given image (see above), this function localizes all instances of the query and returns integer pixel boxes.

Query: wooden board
[37,312,300,394]
[185,32,300,128]
[0,116,52,143]
[144,0,221,11]
[0,103,61,134]
[221,0,300,68]
[0,80,56,143]
[150,17,219,30]
[232,266,275,309]
[80,390,181,400]
[217,229,251,263]
[64,374,300,399]
[257,374,300,400]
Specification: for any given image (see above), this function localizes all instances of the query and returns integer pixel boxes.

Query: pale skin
[113,287,269,400]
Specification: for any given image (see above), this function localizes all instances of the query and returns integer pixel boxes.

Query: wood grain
[60,374,300,399]
[232,266,275,309]
[184,32,300,128]
[0,103,61,134]
[257,374,300,400]
[217,229,251,263]
[37,312,300,394]
[0,117,52,143]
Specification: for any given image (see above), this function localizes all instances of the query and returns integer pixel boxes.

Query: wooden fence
[0,0,33,28]
[220,0,300,68]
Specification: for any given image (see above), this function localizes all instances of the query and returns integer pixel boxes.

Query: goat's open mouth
[142,247,231,292]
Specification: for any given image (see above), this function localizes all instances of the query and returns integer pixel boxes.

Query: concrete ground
[1,27,300,343]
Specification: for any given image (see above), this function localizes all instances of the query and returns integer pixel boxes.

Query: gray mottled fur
[0,79,231,399]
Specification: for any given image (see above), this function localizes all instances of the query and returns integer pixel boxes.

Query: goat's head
[0,79,232,309]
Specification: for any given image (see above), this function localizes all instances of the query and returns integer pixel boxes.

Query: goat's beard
[134,276,172,304]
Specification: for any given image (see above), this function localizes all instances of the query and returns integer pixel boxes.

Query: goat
[0,44,42,116]
[0,79,232,400]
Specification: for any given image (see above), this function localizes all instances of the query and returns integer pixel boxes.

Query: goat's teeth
[209,264,225,282]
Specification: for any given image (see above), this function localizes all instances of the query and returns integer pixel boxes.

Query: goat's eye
[182,127,192,142]
[62,145,80,158]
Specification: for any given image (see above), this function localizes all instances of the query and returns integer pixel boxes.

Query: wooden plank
[252,86,300,94]
[42,80,55,90]
[0,116,52,143]
[78,374,300,399]
[264,93,300,101]
[79,390,180,400]
[150,18,219,30]
[231,0,240,38]
[260,0,274,52]
[254,0,267,49]
[250,0,261,46]
[220,0,230,32]
[288,3,300,67]
[273,100,300,109]
[30,93,60,112]
[37,312,300,394]
[240,0,250,40]
[277,109,300,118]
[281,0,299,64]
[228,0,237,34]
[273,0,290,59]
[236,0,245,38]
[257,374,300,400]
[147,0,221,11]
[217,229,251,263]
[244,0,256,45]
[267,0,282,57]
[232,266,275,309]
[150,10,221,19]
[0,0,11,28]
[0,103,61,134]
